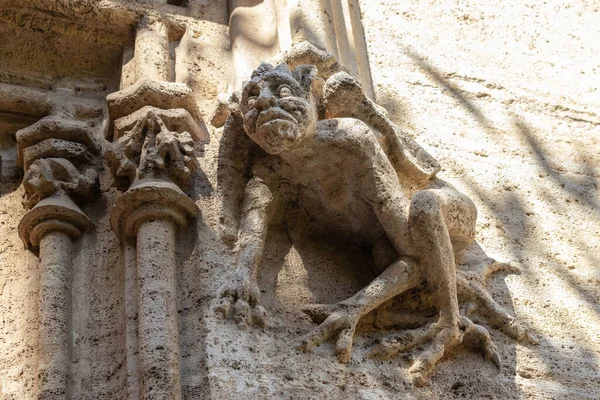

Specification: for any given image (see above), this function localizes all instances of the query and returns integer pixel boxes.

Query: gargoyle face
[241,63,317,155]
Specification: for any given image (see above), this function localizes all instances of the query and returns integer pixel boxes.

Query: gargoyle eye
[246,97,257,108]
[244,86,260,108]
[278,85,293,98]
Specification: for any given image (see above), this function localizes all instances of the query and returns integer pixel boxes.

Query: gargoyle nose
[255,88,276,108]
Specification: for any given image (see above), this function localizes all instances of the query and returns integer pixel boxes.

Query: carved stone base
[110,178,198,239]
[18,192,94,249]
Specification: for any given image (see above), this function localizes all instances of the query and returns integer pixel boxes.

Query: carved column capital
[16,115,99,249]
[18,192,94,248]
[105,79,208,189]
[14,107,100,398]
[105,17,209,398]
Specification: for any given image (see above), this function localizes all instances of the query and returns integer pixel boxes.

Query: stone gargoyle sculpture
[214,42,536,385]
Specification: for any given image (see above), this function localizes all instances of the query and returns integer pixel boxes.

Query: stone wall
[0,1,598,399]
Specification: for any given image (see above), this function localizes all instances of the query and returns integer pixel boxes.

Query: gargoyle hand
[215,269,267,328]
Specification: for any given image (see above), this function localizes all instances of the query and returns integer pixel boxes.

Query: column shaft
[135,18,170,82]
[136,219,181,399]
[38,231,73,399]
[125,240,140,399]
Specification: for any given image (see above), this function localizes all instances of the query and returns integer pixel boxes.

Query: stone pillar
[105,14,207,400]
[136,219,179,397]
[110,179,197,400]
[134,17,170,82]
[16,116,99,399]
[37,230,72,399]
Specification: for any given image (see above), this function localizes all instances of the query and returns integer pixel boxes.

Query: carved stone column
[105,15,207,400]
[16,116,99,399]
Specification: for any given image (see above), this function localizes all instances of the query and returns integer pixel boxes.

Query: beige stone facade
[0,1,598,399]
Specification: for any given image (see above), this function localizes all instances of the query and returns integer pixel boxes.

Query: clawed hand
[215,271,267,328]
[299,303,514,387]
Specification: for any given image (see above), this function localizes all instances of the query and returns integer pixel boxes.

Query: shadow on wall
[400,46,599,396]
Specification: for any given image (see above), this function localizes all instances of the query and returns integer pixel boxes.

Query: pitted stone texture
[216,54,535,385]
[15,114,100,211]
[110,178,198,239]
[22,158,96,210]
[18,192,94,249]
[136,219,182,400]
[37,230,73,400]
[106,79,203,123]
[16,115,101,168]
[22,139,91,170]
[106,106,205,187]
[134,16,170,82]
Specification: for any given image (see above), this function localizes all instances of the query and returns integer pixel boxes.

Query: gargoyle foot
[457,271,538,345]
[302,303,339,323]
[299,303,362,363]
[370,316,500,387]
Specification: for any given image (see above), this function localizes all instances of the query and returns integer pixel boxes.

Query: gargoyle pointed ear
[293,64,318,92]
[251,62,275,79]
[274,63,292,75]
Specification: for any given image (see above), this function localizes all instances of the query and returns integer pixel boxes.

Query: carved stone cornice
[16,115,101,169]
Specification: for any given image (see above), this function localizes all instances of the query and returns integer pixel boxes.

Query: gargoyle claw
[299,307,360,364]
[214,276,267,328]
[370,316,503,386]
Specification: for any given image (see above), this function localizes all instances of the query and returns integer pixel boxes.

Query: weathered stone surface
[110,178,198,239]
[106,106,203,187]
[102,13,208,399]
[14,111,99,399]
[215,58,538,386]
[107,79,201,123]
[0,1,598,399]
[16,116,101,168]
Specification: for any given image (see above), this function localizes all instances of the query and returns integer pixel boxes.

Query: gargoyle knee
[409,190,443,225]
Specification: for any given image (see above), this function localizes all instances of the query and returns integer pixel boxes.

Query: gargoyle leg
[398,188,497,385]
[408,188,475,328]
[456,273,538,344]
[301,257,423,362]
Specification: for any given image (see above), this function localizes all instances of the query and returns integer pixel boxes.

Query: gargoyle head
[240,62,318,155]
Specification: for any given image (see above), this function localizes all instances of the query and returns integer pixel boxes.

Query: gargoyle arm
[215,175,274,326]
[233,175,274,280]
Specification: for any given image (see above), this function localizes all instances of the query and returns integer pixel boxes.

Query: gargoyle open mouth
[257,108,298,128]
